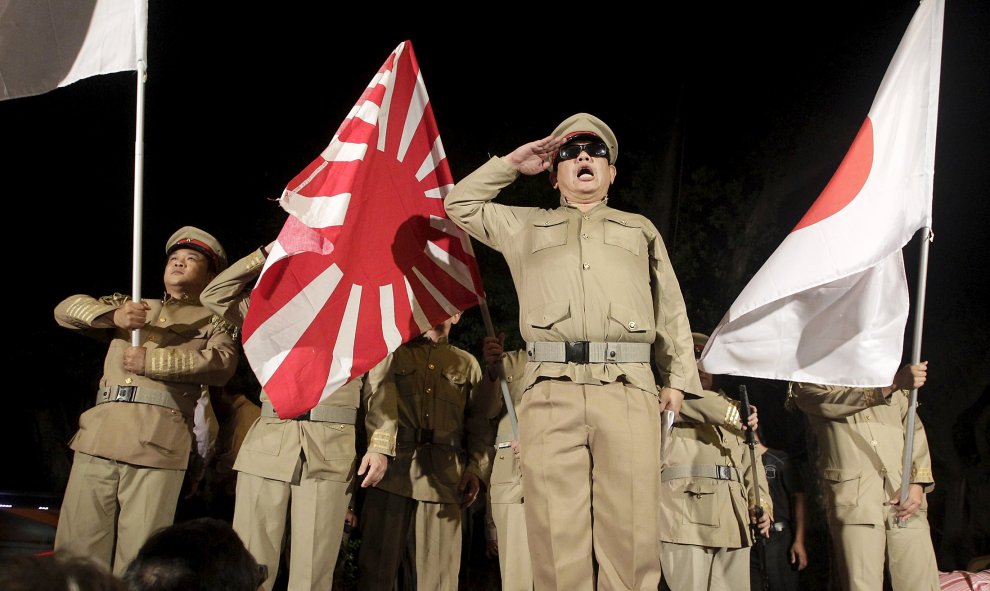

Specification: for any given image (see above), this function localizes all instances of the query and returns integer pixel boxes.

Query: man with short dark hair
[445,113,702,590]
[54,227,238,575]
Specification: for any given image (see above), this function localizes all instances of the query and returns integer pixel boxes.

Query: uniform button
[871,440,878,446]
[865,415,872,421]
[628,321,637,329]
[425,387,432,394]
[507,376,513,382]
[582,263,590,270]
[159,317,166,323]
[428,363,435,370]
[581,233,589,239]
[583,215,590,220]
[125,377,133,384]
[880,468,887,476]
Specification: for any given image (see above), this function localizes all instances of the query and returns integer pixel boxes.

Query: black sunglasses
[556,140,609,163]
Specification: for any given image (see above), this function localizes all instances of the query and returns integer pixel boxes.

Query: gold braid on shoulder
[211,314,240,340]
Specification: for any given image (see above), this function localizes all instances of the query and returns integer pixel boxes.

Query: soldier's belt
[96,385,184,412]
[661,464,738,482]
[526,341,651,364]
[260,401,357,424]
[397,426,461,447]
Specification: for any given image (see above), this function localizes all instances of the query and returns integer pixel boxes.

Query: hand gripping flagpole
[477,297,519,440]
[898,227,933,527]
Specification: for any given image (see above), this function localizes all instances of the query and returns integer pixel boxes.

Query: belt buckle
[564,341,590,363]
[415,429,434,445]
[715,465,731,480]
[115,385,137,402]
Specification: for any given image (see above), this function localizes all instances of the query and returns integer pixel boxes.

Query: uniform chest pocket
[603,217,643,256]
[531,218,568,253]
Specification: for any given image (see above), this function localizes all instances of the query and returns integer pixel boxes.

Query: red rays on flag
[242,41,484,418]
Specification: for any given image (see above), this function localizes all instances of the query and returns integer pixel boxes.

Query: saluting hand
[503,135,564,176]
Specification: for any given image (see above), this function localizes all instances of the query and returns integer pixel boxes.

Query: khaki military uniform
[791,383,939,591]
[53,292,238,575]
[445,157,701,590]
[200,247,398,591]
[659,390,771,591]
[485,349,533,591]
[357,336,495,591]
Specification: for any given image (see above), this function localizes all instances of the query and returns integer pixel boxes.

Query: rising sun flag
[700,0,943,387]
[242,41,485,418]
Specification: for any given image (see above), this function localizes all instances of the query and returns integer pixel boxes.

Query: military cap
[551,112,618,165]
[692,332,710,349]
[165,226,227,273]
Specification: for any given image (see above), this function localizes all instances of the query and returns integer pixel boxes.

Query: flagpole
[478,297,519,440]
[898,226,932,526]
[130,0,148,346]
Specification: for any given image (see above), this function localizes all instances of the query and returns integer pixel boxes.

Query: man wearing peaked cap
[166,226,227,274]
[444,114,702,590]
[53,226,238,575]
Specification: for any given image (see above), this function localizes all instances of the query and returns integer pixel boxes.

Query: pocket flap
[526,300,571,329]
[608,302,648,333]
[823,467,860,483]
[684,480,717,495]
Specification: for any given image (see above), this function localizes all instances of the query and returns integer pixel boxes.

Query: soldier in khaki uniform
[790,362,939,591]
[356,314,496,591]
[481,336,533,591]
[54,227,237,575]
[199,246,398,591]
[445,113,702,590]
[659,333,771,591]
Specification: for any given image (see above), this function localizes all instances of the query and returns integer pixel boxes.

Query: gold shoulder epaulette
[211,314,240,339]
[99,293,132,306]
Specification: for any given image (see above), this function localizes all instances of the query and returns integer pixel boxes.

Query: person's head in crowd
[122,517,265,591]
[692,332,714,391]
[0,553,127,591]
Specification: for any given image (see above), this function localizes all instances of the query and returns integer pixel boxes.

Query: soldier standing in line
[659,332,771,591]
[790,361,939,591]
[54,227,237,575]
[445,112,702,590]
[356,313,496,591]
[200,245,397,591]
[481,334,534,591]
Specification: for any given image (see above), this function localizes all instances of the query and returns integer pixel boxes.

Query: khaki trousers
[492,501,534,591]
[54,451,184,576]
[829,510,939,591]
[357,487,462,591]
[660,542,750,591]
[232,461,351,591]
[519,379,662,591]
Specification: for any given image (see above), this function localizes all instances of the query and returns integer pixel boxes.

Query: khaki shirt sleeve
[647,226,702,396]
[443,157,530,250]
[897,391,935,489]
[54,293,129,332]
[791,381,890,419]
[363,354,399,456]
[679,390,741,430]
[464,357,497,483]
[144,320,239,386]
[200,247,267,327]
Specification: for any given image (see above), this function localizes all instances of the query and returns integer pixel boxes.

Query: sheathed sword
[740,385,769,591]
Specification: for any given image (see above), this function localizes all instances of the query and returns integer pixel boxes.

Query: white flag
[0,0,146,101]
[700,0,943,387]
